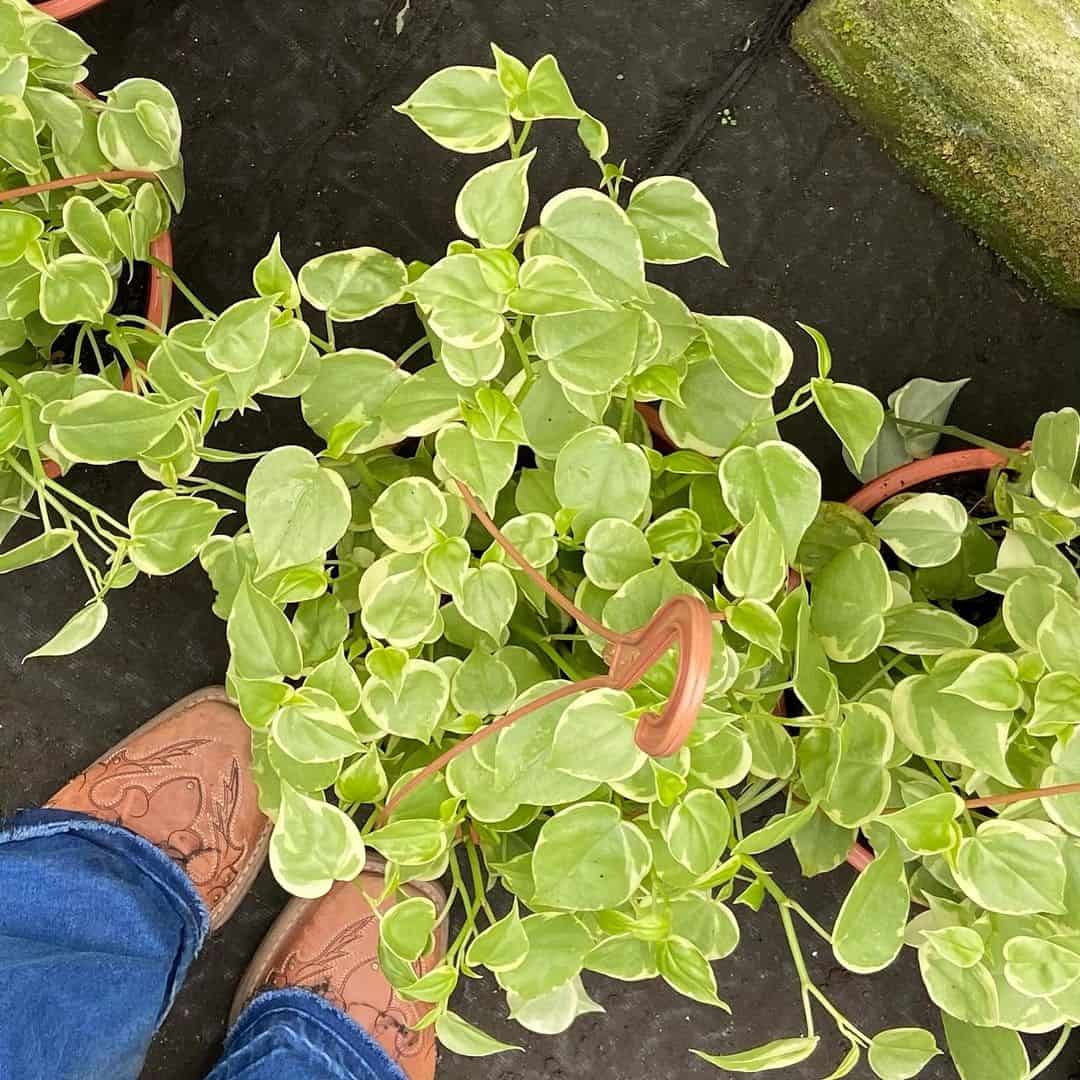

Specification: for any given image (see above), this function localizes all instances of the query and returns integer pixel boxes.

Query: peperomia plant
[3,26,1080,1079]
[0,0,183,371]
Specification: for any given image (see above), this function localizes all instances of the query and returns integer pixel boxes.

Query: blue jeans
[0,809,406,1080]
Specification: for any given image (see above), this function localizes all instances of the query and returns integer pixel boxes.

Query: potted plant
[5,25,1079,1079]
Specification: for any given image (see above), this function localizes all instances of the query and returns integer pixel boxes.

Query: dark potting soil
[51,259,151,369]
[3,1,1080,1078]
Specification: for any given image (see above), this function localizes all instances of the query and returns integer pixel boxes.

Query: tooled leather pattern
[263,913,432,1066]
[46,738,249,913]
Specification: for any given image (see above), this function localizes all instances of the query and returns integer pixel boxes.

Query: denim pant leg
[0,808,208,1080]
[207,990,407,1080]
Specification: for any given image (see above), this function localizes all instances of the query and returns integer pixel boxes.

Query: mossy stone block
[792,0,1080,307]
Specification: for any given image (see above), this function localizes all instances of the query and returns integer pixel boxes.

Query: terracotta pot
[33,0,108,20]
[840,446,1011,872]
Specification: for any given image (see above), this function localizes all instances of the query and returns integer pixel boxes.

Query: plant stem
[889,418,1014,459]
[1027,1025,1073,1079]
[185,477,246,503]
[509,120,533,158]
[44,478,130,534]
[513,621,587,680]
[507,322,534,390]
[788,900,834,945]
[465,838,497,925]
[147,257,217,320]
[325,314,336,352]
[395,336,429,369]
[850,652,908,698]
[618,392,636,441]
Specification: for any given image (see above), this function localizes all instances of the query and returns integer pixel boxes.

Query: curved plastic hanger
[381,481,718,818]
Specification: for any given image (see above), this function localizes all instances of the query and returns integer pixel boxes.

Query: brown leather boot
[46,686,271,930]
[230,867,448,1080]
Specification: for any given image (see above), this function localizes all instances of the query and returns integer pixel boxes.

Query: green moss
[792,0,1080,306]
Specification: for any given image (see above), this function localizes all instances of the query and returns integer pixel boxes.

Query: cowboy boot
[46,686,270,930]
[230,866,447,1080]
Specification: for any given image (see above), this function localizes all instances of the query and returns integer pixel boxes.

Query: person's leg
[207,868,447,1080]
[0,688,270,1080]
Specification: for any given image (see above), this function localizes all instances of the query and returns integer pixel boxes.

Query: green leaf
[61,196,114,263]
[435,1012,522,1057]
[554,426,650,531]
[942,1014,1028,1080]
[833,841,909,973]
[733,799,816,855]
[876,793,963,855]
[253,233,300,308]
[491,43,529,98]
[697,315,792,399]
[25,600,108,660]
[582,518,653,590]
[435,423,515,516]
[334,745,387,804]
[719,441,821,562]
[796,501,879,576]
[227,577,304,680]
[723,506,786,601]
[727,598,784,658]
[550,688,645,782]
[455,150,535,249]
[366,818,450,866]
[496,913,594,1000]
[0,94,43,174]
[128,492,226,576]
[381,896,437,963]
[577,111,609,162]
[661,355,777,456]
[646,508,702,562]
[627,176,724,264]
[533,305,658,395]
[292,594,348,668]
[0,528,75,573]
[1003,935,1080,998]
[532,802,651,910]
[466,902,529,973]
[246,446,351,575]
[692,1037,820,1072]
[98,78,181,170]
[371,477,447,553]
[525,188,648,303]
[49,391,188,465]
[39,254,115,325]
[656,936,729,1009]
[892,665,1015,784]
[876,493,968,567]
[269,783,365,898]
[457,563,517,644]
[362,657,448,739]
[451,648,517,716]
[0,209,42,267]
[508,255,613,316]
[298,247,407,320]
[272,688,361,763]
[918,950,999,1027]
[361,567,440,650]
[811,378,884,471]
[662,789,731,874]
[942,653,1022,711]
[412,253,507,349]
[810,543,890,661]
[867,1028,941,1080]
[882,603,977,654]
[394,65,511,153]
[890,377,970,458]
[506,976,603,1034]
[1037,590,1080,677]
[817,703,893,827]
[513,54,579,120]
[955,820,1066,915]
[301,348,404,453]
[1029,670,1080,736]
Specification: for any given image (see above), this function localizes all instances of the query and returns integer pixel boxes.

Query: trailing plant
[0,0,183,373]
[3,29,1080,1080]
